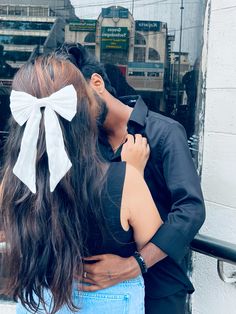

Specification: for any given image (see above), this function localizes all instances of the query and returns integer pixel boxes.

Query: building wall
[0,14,64,70]
[192,1,236,313]
[2,0,76,18]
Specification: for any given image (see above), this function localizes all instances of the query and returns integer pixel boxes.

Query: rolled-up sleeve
[150,122,205,264]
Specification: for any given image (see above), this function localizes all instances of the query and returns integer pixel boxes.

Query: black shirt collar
[119,95,148,128]
[99,95,148,161]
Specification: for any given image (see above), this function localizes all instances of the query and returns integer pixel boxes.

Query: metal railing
[1,234,236,283]
[191,234,236,283]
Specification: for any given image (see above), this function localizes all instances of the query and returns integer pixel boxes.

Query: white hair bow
[10,85,77,193]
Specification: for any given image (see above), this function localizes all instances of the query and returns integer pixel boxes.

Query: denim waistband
[118,275,144,286]
[112,275,144,286]
[78,275,144,288]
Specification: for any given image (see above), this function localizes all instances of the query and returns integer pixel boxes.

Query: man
[182,60,199,139]
[57,43,205,314]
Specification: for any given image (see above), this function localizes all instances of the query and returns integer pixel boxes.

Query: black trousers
[145,290,187,314]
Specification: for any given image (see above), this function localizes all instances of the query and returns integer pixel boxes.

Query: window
[128,71,145,76]
[101,49,128,65]
[148,48,160,61]
[84,33,96,56]
[8,6,16,15]
[0,35,47,45]
[134,47,145,62]
[0,5,8,15]
[3,51,31,62]
[0,21,53,31]
[134,32,146,45]
[29,6,49,17]
[84,33,96,43]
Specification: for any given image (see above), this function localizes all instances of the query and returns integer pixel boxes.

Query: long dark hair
[0,54,107,313]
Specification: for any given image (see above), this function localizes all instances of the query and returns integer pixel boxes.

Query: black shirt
[86,162,136,258]
[99,96,205,298]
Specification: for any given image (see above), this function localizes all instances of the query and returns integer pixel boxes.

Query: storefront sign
[69,19,97,32]
[102,7,129,19]
[135,20,162,32]
[101,27,129,50]
[128,62,164,72]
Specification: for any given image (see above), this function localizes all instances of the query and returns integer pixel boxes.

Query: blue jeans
[16,275,145,314]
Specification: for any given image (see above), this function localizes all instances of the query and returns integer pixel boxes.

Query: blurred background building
[66,6,174,112]
[0,0,76,72]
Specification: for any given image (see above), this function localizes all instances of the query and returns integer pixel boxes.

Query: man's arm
[149,122,205,264]
[140,242,167,267]
[81,122,205,291]
[81,243,165,292]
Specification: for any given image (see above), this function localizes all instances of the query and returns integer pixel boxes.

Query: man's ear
[89,73,105,95]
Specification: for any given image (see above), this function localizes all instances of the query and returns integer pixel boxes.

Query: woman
[0,53,162,313]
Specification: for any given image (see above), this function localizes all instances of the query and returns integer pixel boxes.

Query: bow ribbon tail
[13,108,42,193]
[44,107,72,192]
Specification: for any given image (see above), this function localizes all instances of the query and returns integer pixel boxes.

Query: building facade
[0,0,75,75]
[0,7,61,70]
[66,6,171,111]
[1,0,76,19]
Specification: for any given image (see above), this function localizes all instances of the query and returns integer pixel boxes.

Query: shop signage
[128,62,164,72]
[69,19,97,32]
[135,20,162,32]
[101,27,129,50]
[102,7,129,19]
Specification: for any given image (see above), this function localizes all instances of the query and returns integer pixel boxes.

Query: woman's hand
[121,134,150,175]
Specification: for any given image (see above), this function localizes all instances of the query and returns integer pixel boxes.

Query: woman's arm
[121,164,163,251]
[120,134,162,250]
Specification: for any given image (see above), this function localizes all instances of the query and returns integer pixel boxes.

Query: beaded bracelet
[133,251,148,274]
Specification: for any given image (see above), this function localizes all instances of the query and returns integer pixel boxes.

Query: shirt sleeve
[150,122,205,264]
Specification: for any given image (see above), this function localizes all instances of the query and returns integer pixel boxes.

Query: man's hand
[80,254,141,292]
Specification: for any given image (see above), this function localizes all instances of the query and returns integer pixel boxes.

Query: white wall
[0,303,15,314]
[192,1,236,313]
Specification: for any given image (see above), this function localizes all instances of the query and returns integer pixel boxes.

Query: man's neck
[103,93,133,137]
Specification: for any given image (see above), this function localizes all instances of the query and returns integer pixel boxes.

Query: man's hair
[0,53,107,314]
[56,42,116,96]
[104,63,137,97]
